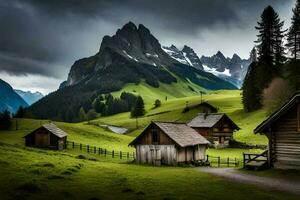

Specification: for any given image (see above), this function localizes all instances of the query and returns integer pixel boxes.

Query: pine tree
[255,6,286,66]
[242,63,262,111]
[154,99,161,108]
[14,106,25,118]
[131,96,145,118]
[0,110,11,130]
[78,107,86,121]
[287,0,300,60]
[243,6,286,112]
[250,47,258,62]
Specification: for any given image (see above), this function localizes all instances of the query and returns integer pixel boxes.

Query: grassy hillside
[1,119,133,152]
[0,89,293,199]
[111,80,207,105]
[0,143,297,200]
[94,90,268,145]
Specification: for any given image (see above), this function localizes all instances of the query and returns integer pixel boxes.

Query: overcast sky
[0,0,296,94]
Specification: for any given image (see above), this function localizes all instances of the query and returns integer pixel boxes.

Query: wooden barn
[25,123,67,150]
[197,102,218,113]
[254,92,300,170]
[129,121,210,166]
[188,113,239,148]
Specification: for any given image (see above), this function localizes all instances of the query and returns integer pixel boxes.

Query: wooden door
[36,133,48,147]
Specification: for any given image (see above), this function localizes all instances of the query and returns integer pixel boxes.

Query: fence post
[243,153,245,168]
[127,152,129,159]
[112,150,114,158]
[206,155,209,162]
[87,145,90,153]
[120,151,122,159]
[72,142,75,149]
[218,156,220,167]
[94,146,96,154]
[80,144,82,150]
[235,158,237,167]
[227,157,229,167]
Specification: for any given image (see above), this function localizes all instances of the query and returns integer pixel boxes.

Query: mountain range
[14,90,44,105]
[27,22,238,122]
[163,46,251,88]
[0,79,28,113]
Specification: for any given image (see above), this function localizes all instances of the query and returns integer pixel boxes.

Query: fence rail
[67,141,135,160]
[206,155,239,167]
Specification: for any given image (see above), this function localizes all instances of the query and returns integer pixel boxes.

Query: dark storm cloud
[0,0,295,78]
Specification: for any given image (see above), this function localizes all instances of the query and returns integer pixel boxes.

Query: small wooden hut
[25,123,67,150]
[197,102,218,113]
[129,121,210,166]
[188,113,239,148]
[254,92,300,169]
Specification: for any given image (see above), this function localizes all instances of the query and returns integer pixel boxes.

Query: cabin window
[213,128,219,132]
[152,129,159,144]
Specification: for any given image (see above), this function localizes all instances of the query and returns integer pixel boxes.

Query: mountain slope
[162,45,204,70]
[27,22,236,122]
[15,90,43,105]
[0,79,28,113]
[163,46,250,88]
[201,51,251,87]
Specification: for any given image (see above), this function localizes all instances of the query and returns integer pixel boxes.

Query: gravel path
[195,167,300,195]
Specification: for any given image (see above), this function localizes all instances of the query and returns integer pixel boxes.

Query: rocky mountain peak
[122,21,137,30]
[182,45,193,53]
[215,51,226,59]
[231,53,242,62]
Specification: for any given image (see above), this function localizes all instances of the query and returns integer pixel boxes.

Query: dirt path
[195,167,300,195]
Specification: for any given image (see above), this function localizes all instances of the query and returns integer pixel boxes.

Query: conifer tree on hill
[131,96,145,118]
[243,5,285,112]
[287,0,300,60]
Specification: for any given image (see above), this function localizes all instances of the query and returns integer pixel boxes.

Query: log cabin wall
[135,145,177,165]
[133,123,208,165]
[193,128,211,137]
[35,128,50,147]
[193,118,234,148]
[136,124,174,145]
[271,103,300,169]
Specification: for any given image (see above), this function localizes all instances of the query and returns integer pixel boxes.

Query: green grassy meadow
[0,90,289,200]
[0,143,298,200]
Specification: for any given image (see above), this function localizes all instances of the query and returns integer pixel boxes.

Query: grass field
[0,90,286,200]
[93,90,268,145]
[0,143,298,200]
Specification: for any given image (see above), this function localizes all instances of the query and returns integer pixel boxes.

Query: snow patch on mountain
[183,52,193,66]
[123,50,138,62]
[203,65,231,77]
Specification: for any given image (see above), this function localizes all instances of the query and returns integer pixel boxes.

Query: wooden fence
[206,155,239,167]
[66,141,135,160]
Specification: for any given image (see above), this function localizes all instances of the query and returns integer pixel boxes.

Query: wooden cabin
[129,121,210,166]
[188,113,239,148]
[197,102,218,113]
[254,92,300,170]
[25,123,67,150]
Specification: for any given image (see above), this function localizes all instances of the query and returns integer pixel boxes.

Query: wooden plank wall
[136,145,176,166]
[137,125,174,145]
[136,145,207,165]
[272,104,300,169]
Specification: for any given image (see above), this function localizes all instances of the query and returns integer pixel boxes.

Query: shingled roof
[26,123,68,138]
[255,91,300,134]
[129,121,210,147]
[187,113,239,129]
[42,123,68,138]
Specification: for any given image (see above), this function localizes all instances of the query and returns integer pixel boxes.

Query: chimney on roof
[204,112,208,119]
